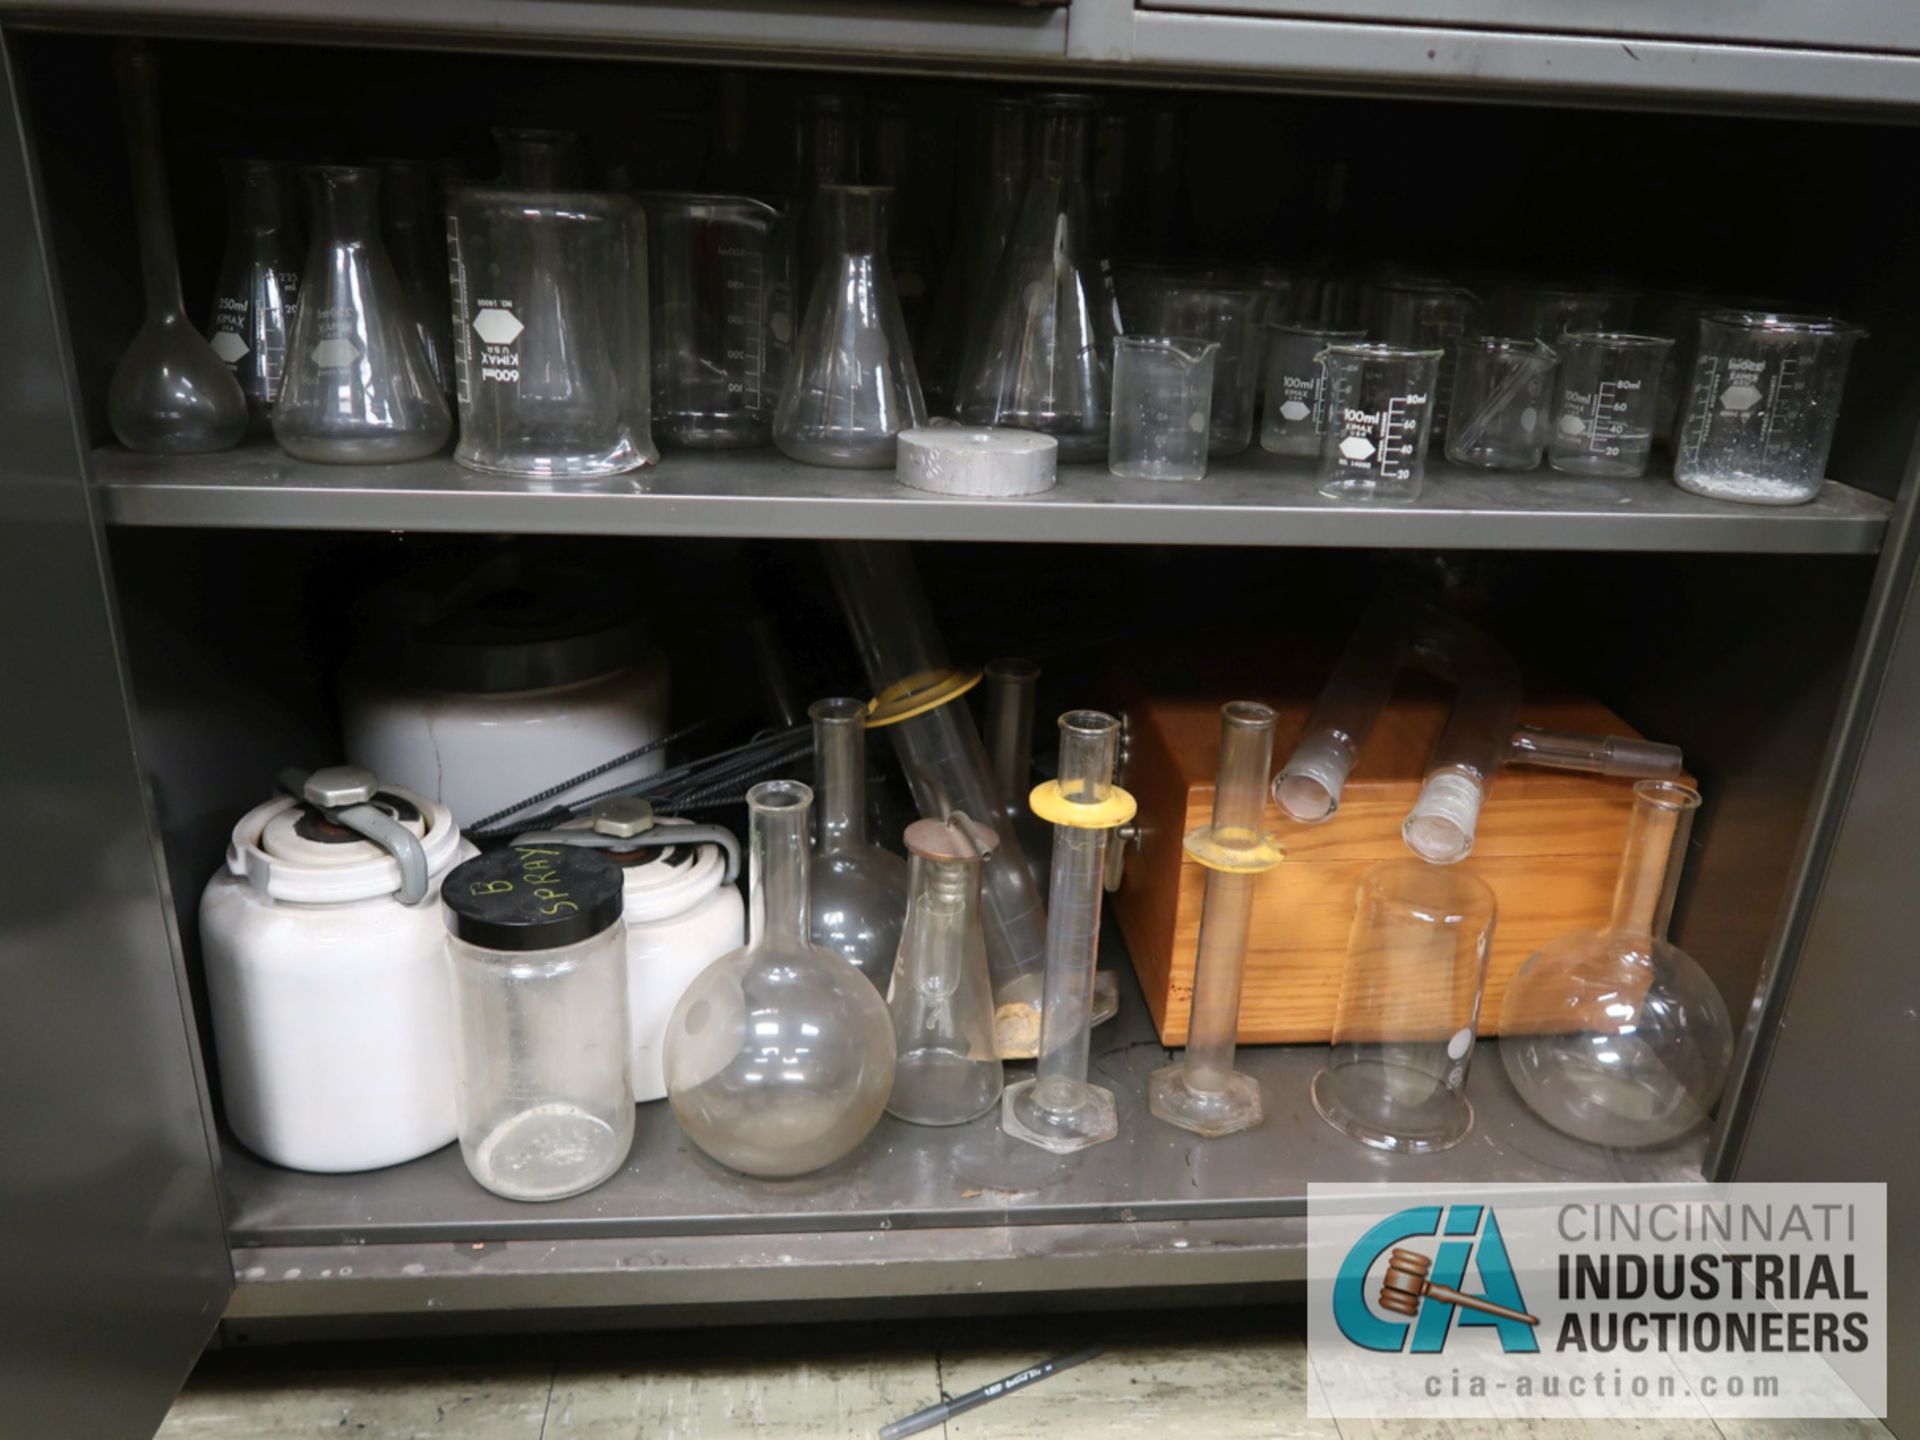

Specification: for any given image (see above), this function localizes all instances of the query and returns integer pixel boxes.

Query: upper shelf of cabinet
[13,0,1920,115]
[92,444,1892,554]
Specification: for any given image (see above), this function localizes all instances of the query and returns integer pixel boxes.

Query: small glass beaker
[1311,860,1497,1154]
[1261,322,1365,457]
[1548,332,1672,478]
[1115,270,1266,454]
[1109,336,1218,482]
[1316,343,1444,503]
[1446,336,1557,471]
[446,186,657,478]
[1366,278,1484,442]
[1673,312,1864,506]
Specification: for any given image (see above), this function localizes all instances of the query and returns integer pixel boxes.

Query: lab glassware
[809,697,910,993]
[207,158,303,432]
[1260,322,1364,457]
[381,159,455,398]
[885,815,1005,1127]
[1673,312,1863,505]
[275,165,452,464]
[1002,710,1132,1154]
[1548,332,1672,478]
[1115,270,1266,454]
[1496,281,1636,342]
[664,781,897,1177]
[773,185,926,468]
[790,93,863,315]
[1316,343,1444,503]
[982,656,1051,900]
[1500,781,1734,1148]
[1311,861,1497,1153]
[955,92,1120,462]
[1148,702,1282,1138]
[1108,336,1218,482]
[446,187,656,478]
[644,193,790,449]
[108,44,248,455]
[493,126,583,188]
[1445,336,1557,471]
[1367,278,1484,442]
[444,845,633,1201]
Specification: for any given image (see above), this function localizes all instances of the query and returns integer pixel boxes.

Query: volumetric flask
[1109,336,1218,482]
[1312,861,1496,1153]
[1317,343,1443,503]
[1367,278,1483,442]
[1117,268,1266,454]
[447,187,656,478]
[208,158,303,432]
[1548,332,1671,478]
[1497,281,1636,343]
[645,193,790,449]
[1446,336,1557,471]
[1261,321,1364,457]
[1674,311,1863,506]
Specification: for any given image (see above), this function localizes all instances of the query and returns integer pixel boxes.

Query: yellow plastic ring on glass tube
[864,667,984,729]
[1183,825,1285,873]
[1029,779,1138,829]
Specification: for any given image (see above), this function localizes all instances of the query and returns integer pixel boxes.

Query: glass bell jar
[808,697,909,994]
[1499,779,1735,1148]
[664,780,896,1177]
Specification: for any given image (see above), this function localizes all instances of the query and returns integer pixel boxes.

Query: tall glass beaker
[208,158,303,432]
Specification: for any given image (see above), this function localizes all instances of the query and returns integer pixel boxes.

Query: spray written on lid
[442,845,624,952]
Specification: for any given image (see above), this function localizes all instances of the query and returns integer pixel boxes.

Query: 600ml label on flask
[470,298,525,384]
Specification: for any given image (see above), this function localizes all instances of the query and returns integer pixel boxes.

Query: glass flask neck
[305,167,383,242]
[748,781,814,950]
[1030,98,1094,183]
[118,47,186,319]
[1608,781,1701,940]
[494,129,577,188]
[986,103,1028,189]
[905,850,979,954]
[810,698,868,854]
[223,160,291,238]
[382,163,438,229]
[818,185,891,259]
[797,98,861,190]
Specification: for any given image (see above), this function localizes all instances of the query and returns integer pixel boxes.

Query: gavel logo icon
[1379,1248,1539,1325]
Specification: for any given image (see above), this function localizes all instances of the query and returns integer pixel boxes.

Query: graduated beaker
[1496,281,1636,343]
[1109,336,1218,482]
[1116,268,1266,454]
[1366,277,1484,441]
[1317,344,1444,503]
[1446,336,1557,471]
[1260,321,1364,457]
[1548,332,1672,478]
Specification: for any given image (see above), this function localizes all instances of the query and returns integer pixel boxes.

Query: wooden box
[1109,684,1671,1046]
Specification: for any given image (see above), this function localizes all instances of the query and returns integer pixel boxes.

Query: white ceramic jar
[200,783,473,1172]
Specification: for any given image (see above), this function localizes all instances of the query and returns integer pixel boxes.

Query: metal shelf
[93,442,1891,553]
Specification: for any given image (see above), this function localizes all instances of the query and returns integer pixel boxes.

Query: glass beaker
[1316,343,1444,503]
[664,780,897,1177]
[1311,861,1497,1153]
[1260,321,1365,457]
[1496,281,1637,343]
[207,158,303,433]
[443,845,633,1201]
[1673,312,1864,506]
[275,165,453,464]
[1367,278,1484,442]
[493,126,583,188]
[381,159,456,399]
[773,185,926,468]
[1446,336,1558,471]
[886,815,1004,1126]
[1116,269,1266,454]
[1548,332,1672,478]
[1499,780,1734,1148]
[809,697,910,993]
[446,186,656,478]
[1108,336,1218,482]
[955,92,1120,462]
[643,193,790,449]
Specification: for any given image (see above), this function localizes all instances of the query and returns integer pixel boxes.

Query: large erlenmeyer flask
[207,158,303,433]
[773,185,926,469]
[274,166,452,464]
[955,92,1119,462]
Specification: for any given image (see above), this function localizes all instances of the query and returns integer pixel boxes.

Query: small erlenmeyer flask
[886,815,1004,1126]
[955,93,1120,462]
[207,158,303,433]
[274,166,452,464]
[773,185,926,468]
[809,697,910,992]
[492,126,583,188]
[381,160,455,398]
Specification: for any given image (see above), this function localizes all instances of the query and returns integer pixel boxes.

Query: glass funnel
[886,815,1004,1126]
[809,697,910,994]
[207,158,303,433]
[381,160,456,398]
[275,165,452,464]
[664,780,896,1178]
[1500,780,1734,1148]
[954,93,1120,462]
[773,185,926,468]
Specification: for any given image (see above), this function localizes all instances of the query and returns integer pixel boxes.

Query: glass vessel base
[1147,1063,1264,1138]
[659,415,771,450]
[886,1048,1004,1127]
[774,433,898,469]
[465,1101,630,1202]
[1672,468,1819,506]
[1001,1076,1117,1153]
[1310,1062,1473,1154]
[455,434,654,479]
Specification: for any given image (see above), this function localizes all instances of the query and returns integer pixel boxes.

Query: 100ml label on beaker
[1333,396,1427,481]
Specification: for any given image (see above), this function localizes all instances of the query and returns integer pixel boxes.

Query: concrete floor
[156,1311,1892,1440]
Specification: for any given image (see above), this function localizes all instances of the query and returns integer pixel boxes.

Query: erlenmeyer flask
[919,97,1028,416]
[108,44,248,455]
[955,93,1120,462]
[381,160,455,397]
[206,158,302,433]
[274,166,453,464]
[809,698,910,993]
[789,94,862,316]
[866,98,933,343]
[773,185,926,468]
[492,127,583,188]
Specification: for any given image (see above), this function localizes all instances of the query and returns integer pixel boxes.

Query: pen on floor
[877,1345,1105,1440]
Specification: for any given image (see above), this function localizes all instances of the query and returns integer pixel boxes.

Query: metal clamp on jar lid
[226,766,464,907]
[510,797,742,886]
[443,845,625,952]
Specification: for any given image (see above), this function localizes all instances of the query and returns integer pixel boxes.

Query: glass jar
[444,845,633,1201]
